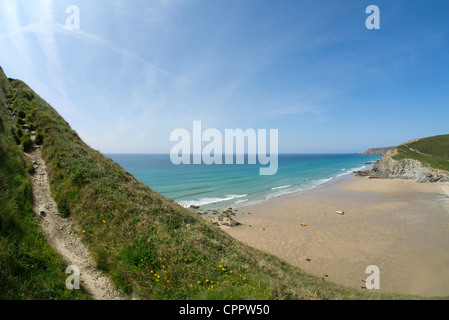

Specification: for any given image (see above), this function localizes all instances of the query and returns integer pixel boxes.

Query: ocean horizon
[106,153,381,210]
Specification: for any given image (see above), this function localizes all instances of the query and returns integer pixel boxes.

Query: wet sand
[224,174,449,297]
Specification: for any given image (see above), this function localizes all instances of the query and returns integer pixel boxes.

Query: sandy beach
[224,174,449,298]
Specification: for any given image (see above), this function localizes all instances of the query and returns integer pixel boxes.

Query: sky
[1,0,448,154]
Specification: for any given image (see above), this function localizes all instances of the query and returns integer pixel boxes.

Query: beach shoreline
[164,155,382,211]
[219,174,449,298]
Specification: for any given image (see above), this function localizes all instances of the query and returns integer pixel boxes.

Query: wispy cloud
[12,21,172,78]
[2,1,448,153]
[1,1,35,74]
[24,1,68,99]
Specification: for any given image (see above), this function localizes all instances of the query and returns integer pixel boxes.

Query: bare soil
[25,132,124,300]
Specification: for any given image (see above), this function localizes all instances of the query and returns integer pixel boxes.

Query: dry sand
[224,174,449,298]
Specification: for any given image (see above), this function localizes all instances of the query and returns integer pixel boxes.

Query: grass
[0,68,426,300]
[392,135,449,172]
[0,68,90,300]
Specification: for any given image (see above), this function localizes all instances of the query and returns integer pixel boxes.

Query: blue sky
[1,0,448,153]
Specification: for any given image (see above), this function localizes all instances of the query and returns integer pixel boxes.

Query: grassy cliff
[0,67,417,300]
[370,134,449,182]
[362,147,393,156]
[0,67,90,299]
[392,135,449,172]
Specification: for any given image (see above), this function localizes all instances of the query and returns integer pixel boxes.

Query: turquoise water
[106,154,380,209]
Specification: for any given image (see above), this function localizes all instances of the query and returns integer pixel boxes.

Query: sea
[106,154,381,210]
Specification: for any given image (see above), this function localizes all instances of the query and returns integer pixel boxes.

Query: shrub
[27,162,36,175]
[21,136,33,152]
[18,110,26,119]
[54,192,70,218]
[17,89,34,101]
[35,134,44,145]
[71,167,86,185]
[10,128,20,145]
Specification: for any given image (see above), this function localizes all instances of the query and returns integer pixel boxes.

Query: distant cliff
[369,135,449,182]
[362,147,393,156]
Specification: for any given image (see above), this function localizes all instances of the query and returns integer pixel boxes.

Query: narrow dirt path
[24,133,125,300]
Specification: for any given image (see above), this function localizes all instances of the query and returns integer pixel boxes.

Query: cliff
[362,147,393,156]
[0,67,90,299]
[369,136,449,182]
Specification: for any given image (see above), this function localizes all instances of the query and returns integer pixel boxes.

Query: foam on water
[179,194,248,208]
[107,154,381,210]
[271,185,291,190]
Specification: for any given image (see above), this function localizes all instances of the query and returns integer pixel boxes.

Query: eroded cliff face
[371,147,449,182]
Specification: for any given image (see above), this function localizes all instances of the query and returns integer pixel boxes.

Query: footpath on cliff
[23,131,124,300]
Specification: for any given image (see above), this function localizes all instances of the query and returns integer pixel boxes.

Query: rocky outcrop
[362,147,394,156]
[369,147,449,182]
[190,207,243,228]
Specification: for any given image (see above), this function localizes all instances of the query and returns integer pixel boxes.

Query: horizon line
[103,152,375,155]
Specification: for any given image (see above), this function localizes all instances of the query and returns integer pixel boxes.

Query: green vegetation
[0,67,423,300]
[0,68,90,300]
[392,135,449,172]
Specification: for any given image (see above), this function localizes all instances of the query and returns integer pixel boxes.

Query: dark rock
[229,219,241,227]
[354,170,371,177]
